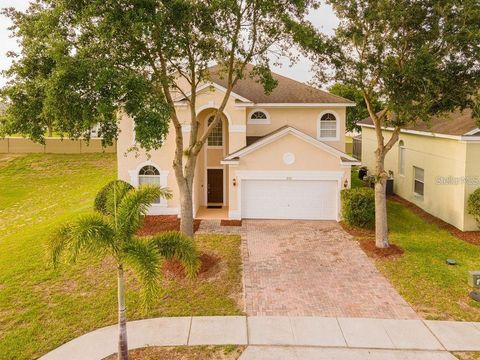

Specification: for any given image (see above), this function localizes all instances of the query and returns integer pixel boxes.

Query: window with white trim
[139,165,161,204]
[207,116,223,146]
[248,110,270,124]
[318,112,337,139]
[413,166,424,196]
[399,140,406,176]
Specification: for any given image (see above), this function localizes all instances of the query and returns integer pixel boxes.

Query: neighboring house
[117,65,359,221]
[359,109,480,231]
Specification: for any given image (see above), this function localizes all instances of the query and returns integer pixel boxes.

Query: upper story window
[207,115,223,147]
[413,166,424,197]
[138,165,161,203]
[318,112,338,140]
[248,110,270,124]
[398,140,406,176]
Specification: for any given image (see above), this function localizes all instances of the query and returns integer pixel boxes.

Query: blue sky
[0,1,338,86]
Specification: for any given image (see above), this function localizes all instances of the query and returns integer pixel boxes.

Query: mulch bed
[389,195,480,246]
[220,219,242,226]
[137,216,201,236]
[162,252,220,279]
[340,222,404,259]
[358,239,404,259]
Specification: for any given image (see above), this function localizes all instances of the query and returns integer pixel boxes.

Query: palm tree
[49,180,199,360]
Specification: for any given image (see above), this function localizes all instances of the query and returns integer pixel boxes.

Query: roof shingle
[209,64,354,104]
[358,108,478,136]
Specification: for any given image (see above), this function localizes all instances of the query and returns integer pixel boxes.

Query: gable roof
[206,64,354,105]
[358,108,479,137]
[223,125,360,165]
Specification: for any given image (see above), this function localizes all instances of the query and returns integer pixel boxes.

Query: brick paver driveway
[242,220,417,319]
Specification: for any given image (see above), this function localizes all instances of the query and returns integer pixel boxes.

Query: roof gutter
[360,123,480,142]
[234,102,356,108]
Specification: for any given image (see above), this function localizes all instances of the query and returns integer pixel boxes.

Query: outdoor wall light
[344,179,349,188]
[233,178,237,187]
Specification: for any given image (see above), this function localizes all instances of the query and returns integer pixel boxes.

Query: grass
[454,353,480,360]
[350,165,366,189]
[106,345,245,360]
[349,167,480,321]
[0,154,242,360]
[377,201,480,321]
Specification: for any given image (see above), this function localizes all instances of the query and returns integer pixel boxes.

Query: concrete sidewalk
[40,316,480,360]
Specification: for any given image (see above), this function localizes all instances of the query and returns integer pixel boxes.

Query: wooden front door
[207,169,223,204]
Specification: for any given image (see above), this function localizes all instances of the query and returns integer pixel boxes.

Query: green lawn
[378,201,480,321]
[350,166,365,189]
[0,154,242,360]
[348,167,480,321]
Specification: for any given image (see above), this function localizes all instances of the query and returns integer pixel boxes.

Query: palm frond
[94,180,134,216]
[150,231,200,278]
[48,223,74,268]
[122,237,161,305]
[116,185,170,238]
[66,213,116,263]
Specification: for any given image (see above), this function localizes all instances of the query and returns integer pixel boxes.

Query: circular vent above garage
[283,152,295,165]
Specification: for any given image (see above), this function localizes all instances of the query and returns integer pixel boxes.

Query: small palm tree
[49,180,199,360]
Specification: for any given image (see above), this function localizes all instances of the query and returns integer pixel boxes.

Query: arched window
[398,140,406,176]
[139,165,161,203]
[318,112,338,139]
[248,110,270,124]
[207,115,223,146]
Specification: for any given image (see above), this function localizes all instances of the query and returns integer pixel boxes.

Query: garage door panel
[241,179,338,220]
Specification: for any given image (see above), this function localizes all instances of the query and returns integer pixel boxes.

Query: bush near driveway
[341,187,375,228]
[0,154,242,360]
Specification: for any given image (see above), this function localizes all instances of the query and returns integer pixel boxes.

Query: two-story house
[117,66,359,221]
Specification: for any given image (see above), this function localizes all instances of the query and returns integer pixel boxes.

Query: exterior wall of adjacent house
[361,126,479,231]
[227,133,351,213]
[117,83,350,217]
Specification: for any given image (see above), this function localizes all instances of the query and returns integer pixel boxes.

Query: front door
[207,169,223,204]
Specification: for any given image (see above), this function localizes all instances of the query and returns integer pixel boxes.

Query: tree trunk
[374,153,389,248]
[117,265,128,360]
[47,124,53,137]
[179,182,194,237]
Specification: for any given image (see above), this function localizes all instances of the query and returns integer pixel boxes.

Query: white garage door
[241,179,338,220]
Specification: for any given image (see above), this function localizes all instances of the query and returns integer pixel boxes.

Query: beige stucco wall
[117,114,181,211]
[246,107,346,152]
[361,126,479,231]
[228,133,350,212]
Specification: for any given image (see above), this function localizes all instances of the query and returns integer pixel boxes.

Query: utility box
[468,271,480,288]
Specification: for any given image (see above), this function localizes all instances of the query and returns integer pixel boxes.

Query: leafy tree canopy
[292,0,480,129]
[328,82,382,132]
[1,0,314,146]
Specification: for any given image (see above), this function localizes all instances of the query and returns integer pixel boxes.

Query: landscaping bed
[0,154,243,360]
[137,215,202,236]
[105,345,245,360]
[340,222,404,259]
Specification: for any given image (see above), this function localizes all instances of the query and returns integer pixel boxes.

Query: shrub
[341,187,375,228]
[467,188,480,227]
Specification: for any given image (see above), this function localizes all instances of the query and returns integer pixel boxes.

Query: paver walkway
[200,219,417,318]
[40,316,480,360]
